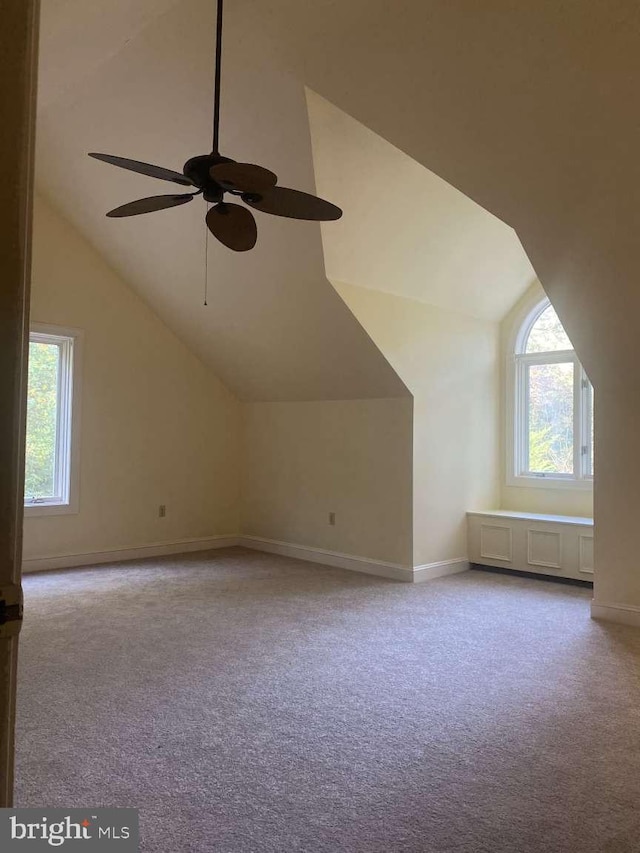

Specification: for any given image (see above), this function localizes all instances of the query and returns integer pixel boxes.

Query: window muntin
[24,327,80,512]
[511,299,593,488]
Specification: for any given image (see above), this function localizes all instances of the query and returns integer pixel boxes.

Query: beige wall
[501,485,592,518]
[593,388,636,606]
[24,198,592,576]
[500,281,593,518]
[334,281,499,567]
[23,197,241,561]
[241,398,414,566]
[25,196,413,570]
[251,0,640,616]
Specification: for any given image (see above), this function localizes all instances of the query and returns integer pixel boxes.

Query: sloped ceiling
[38,0,183,110]
[247,0,640,386]
[36,0,408,402]
[306,90,535,323]
[40,0,632,394]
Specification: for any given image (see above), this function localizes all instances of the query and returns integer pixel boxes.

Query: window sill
[24,502,78,517]
[506,475,593,491]
[468,509,593,527]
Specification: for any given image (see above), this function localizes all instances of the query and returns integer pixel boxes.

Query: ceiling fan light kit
[88,0,342,252]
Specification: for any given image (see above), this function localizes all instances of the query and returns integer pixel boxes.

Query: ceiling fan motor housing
[183,152,234,202]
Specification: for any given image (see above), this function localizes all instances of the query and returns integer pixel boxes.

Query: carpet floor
[14,548,640,852]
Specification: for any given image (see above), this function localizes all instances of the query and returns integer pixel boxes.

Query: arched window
[509,298,593,488]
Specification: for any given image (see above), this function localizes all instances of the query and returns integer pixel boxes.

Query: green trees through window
[513,300,593,484]
[25,341,60,500]
[525,304,572,353]
[527,361,574,474]
[24,327,77,509]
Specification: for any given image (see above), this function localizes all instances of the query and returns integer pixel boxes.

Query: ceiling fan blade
[206,202,257,252]
[106,194,195,217]
[210,162,278,193]
[242,186,342,221]
[89,153,194,186]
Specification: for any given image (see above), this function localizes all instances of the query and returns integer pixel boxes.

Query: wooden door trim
[0,0,40,807]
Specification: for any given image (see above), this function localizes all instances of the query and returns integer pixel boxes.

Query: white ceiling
[36,0,407,402]
[306,90,536,322]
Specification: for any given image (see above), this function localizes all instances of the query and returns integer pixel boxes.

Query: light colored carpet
[14,548,640,852]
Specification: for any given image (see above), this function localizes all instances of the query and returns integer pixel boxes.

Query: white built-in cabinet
[467,510,593,582]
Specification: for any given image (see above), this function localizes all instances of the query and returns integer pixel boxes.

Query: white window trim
[506,297,593,491]
[24,323,83,517]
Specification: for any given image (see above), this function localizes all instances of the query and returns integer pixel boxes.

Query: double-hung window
[509,298,593,489]
[24,324,81,514]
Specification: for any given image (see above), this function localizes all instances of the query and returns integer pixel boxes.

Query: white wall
[241,398,414,567]
[499,281,593,518]
[23,196,241,562]
[334,281,499,567]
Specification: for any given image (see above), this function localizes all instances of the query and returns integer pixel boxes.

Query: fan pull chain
[204,204,210,306]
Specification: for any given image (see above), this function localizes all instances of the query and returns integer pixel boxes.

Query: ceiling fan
[88,0,342,252]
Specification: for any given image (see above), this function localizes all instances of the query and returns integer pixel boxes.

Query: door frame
[0,0,40,807]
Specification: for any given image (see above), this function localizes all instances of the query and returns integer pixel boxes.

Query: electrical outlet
[329,512,336,526]
[158,505,166,518]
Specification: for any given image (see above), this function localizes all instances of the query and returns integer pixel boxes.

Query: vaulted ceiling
[246,0,640,386]
[37,0,630,401]
[36,0,407,402]
[306,90,535,322]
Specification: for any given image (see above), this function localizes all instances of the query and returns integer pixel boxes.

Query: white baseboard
[22,533,470,587]
[22,535,240,574]
[239,536,470,584]
[239,535,413,581]
[412,558,470,583]
[590,600,640,628]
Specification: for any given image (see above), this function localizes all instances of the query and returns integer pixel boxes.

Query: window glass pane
[527,362,574,474]
[526,305,573,353]
[25,341,60,499]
